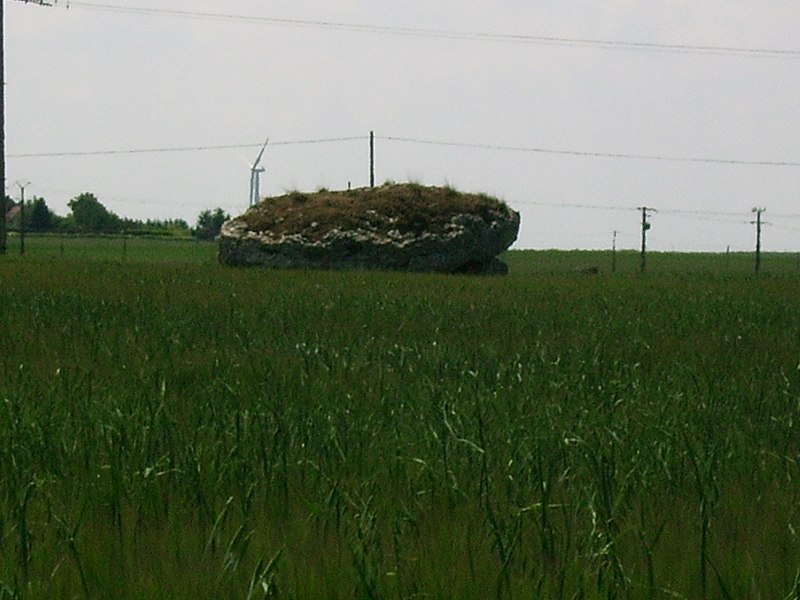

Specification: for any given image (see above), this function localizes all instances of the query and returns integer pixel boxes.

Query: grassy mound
[239,183,509,240]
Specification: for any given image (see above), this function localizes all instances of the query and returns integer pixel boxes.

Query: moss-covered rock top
[237,183,511,241]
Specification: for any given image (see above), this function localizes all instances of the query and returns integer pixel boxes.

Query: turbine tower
[249,138,269,207]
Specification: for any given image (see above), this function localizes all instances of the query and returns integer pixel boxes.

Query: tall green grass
[1,242,799,598]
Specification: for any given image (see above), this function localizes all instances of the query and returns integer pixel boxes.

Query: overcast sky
[5,0,800,251]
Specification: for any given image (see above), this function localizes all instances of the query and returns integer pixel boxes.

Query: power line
[513,200,635,212]
[378,135,800,168]
[11,133,800,169]
[658,206,800,219]
[767,212,800,219]
[10,130,800,223]
[7,136,366,158]
[60,2,800,59]
[24,180,800,233]
[512,200,800,225]
[656,213,751,226]
[656,207,751,217]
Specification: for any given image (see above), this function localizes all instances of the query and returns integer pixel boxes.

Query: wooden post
[612,230,618,273]
[755,210,762,273]
[15,181,29,254]
[369,131,375,188]
[751,207,765,273]
[19,187,24,255]
[639,207,653,274]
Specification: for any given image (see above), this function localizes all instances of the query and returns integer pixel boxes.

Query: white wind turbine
[248,138,269,207]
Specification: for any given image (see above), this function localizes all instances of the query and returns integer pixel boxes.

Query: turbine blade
[253,137,270,168]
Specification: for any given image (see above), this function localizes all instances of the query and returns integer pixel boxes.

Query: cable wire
[62,2,800,59]
[378,135,800,168]
[8,136,366,158]
[11,131,800,176]
[513,200,636,212]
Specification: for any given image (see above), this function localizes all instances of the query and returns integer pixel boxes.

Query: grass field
[7,232,800,274]
[1,235,799,598]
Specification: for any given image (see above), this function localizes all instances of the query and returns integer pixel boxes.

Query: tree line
[3,193,230,240]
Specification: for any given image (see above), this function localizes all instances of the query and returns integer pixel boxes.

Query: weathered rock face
[218,184,520,274]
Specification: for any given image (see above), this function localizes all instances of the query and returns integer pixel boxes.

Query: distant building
[5,205,21,221]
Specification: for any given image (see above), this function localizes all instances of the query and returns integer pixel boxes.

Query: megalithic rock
[218,184,520,275]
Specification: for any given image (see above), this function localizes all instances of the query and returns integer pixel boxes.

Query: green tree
[28,197,56,231]
[193,208,229,240]
[68,193,122,233]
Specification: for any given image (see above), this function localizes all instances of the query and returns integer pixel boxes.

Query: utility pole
[1,0,6,255]
[612,230,618,273]
[751,207,766,273]
[638,207,655,274]
[369,130,375,188]
[1,0,56,255]
[16,179,28,255]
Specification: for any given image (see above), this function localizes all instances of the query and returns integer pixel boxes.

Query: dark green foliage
[120,218,191,237]
[28,197,56,232]
[193,208,230,240]
[67,192,122,233]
